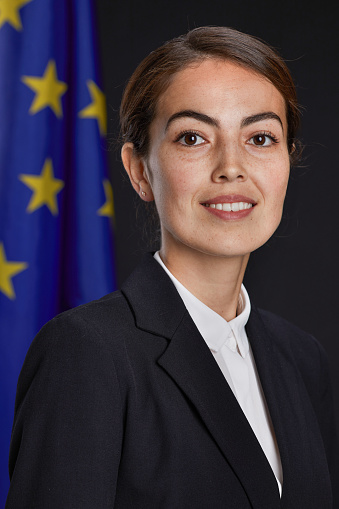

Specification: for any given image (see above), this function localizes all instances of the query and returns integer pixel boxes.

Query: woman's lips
[201,195,256,219]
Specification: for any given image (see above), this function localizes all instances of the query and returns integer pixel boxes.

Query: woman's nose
[211,146,248,183]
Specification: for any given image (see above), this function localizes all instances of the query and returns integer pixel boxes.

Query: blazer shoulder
[37,290,133,345]
[53,289,130,324]
[19,290,135,389]
[255,307,330,386]
[256,307,320,347]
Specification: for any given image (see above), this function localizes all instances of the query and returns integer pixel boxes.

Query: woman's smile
[201,194,256,220]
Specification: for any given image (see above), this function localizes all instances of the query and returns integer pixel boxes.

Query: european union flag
[0,0,116,504]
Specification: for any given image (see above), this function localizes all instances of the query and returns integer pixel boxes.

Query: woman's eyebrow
[165,110,220,130]
[165,110,283,132]
[241,112,284,130]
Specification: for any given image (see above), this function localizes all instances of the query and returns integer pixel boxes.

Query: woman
[6,27,338,508]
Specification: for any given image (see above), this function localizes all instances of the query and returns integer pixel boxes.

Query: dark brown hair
[120,26,301,163]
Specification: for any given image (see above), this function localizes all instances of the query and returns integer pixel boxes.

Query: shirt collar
[154,252,251,358]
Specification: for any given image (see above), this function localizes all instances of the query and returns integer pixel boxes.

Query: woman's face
[144,59,290,261]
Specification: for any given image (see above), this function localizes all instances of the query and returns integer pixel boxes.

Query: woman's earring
[141,191,146,197]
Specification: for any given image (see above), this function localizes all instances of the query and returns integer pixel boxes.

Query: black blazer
[6,254,339,508]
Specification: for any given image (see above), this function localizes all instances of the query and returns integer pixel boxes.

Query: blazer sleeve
[313,339,339,508]
[5,310,124,509]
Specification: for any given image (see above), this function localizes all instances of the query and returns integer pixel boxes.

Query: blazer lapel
[122,255,281,509]
[158,313,281,509]
[247,307,332,507]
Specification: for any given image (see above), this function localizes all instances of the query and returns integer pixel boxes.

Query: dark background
[95,0,339,425]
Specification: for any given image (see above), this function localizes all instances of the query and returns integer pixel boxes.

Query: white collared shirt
[154,252,283,496]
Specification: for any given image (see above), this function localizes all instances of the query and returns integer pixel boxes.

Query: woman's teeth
[205,202,253,211]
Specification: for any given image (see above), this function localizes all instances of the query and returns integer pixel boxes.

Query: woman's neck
[159,245,249,322]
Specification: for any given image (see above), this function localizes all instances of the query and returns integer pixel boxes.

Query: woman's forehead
[154,59,287,128]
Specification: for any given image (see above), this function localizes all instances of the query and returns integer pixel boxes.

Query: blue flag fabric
[0,0,116,504]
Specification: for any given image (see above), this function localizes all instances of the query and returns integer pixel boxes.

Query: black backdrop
[95,0,339,425]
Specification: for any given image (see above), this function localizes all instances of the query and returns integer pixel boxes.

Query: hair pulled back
[120,26,301,163]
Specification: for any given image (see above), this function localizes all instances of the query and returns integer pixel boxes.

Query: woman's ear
[121,143,154,202]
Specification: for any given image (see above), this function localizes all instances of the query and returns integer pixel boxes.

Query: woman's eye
[178,133,205,146]
[248,133,277,147]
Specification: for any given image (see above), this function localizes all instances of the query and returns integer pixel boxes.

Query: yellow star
[78,80,107,135]
[97,179,114,218]
[0,243,28,300]
[19,158,64,216]
[0,0,32,31]
[21,60,68,117]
